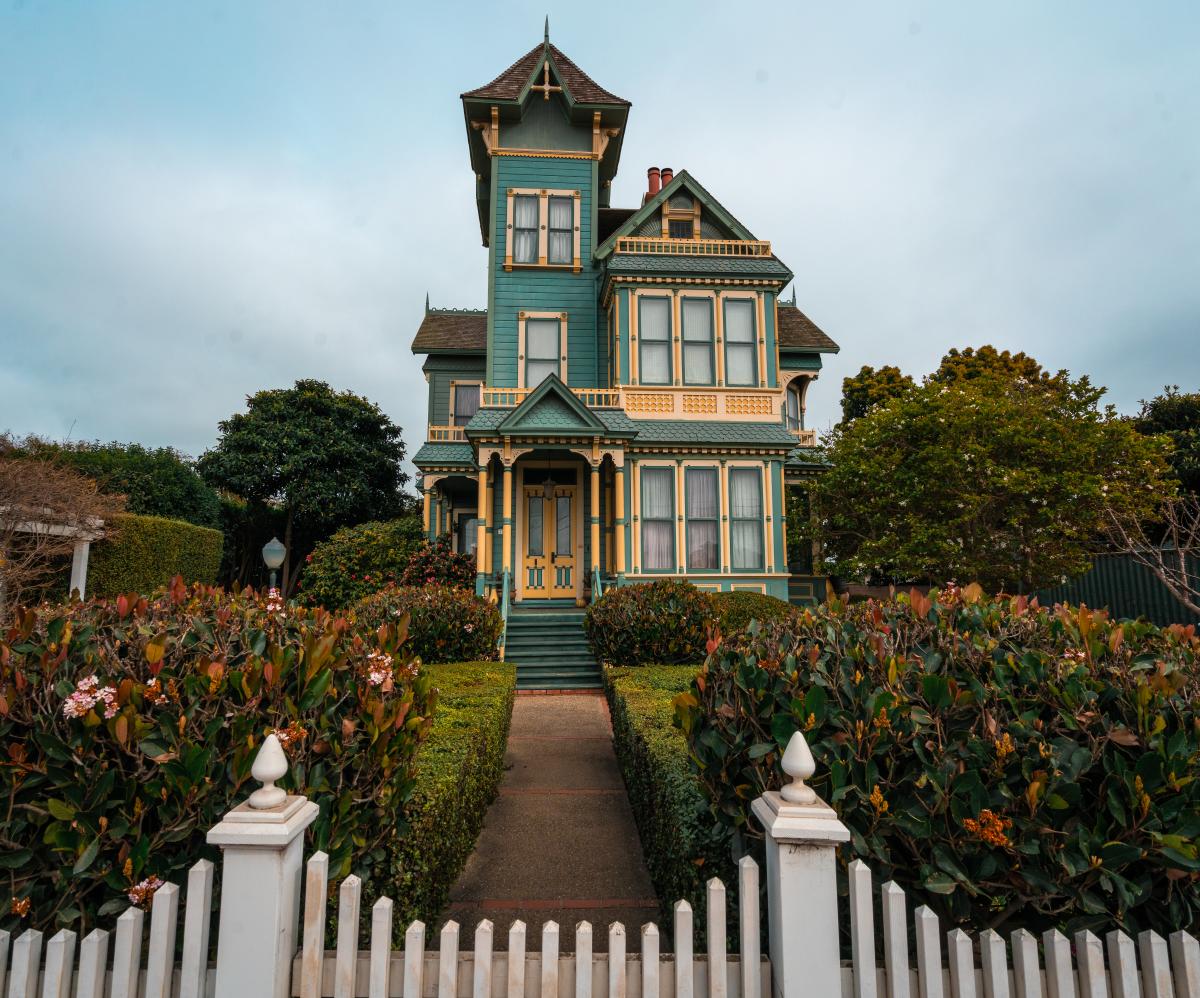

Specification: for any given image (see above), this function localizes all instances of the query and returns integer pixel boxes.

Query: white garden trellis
[7,730,1200,997]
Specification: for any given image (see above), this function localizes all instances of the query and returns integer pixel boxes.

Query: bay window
[685,468,719,570]
[729,468,764,570]
[640,467,675,571]
[724,299,758,387]
[638,297,672,385]
[681,297,715,386]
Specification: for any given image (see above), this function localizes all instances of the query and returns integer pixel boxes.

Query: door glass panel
[556,496,572,555]
[527,497,544,556]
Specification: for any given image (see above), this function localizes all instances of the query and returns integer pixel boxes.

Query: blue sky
[2,1,1197,480]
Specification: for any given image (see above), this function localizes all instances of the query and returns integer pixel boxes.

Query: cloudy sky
[2,2,1197,482]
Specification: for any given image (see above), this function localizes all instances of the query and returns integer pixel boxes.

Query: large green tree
[198,380,410,594]
[839,365,914,424]
[814,369,1169,592]
[1134,386,1200,496]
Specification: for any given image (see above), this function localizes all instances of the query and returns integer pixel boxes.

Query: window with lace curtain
[724,299,758,387]
[729,468,764,571]
[504,188,581,270]
[640,467,675,572]
[548,196,573,265]
[512,195,538,265]
[681,297,715,386]
[638,296,672,385]
[685,467,719,570]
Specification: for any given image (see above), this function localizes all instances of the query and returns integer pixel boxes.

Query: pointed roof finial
[425,292,430,313]
[544,15,549,44]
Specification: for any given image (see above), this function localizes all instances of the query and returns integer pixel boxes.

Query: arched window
[785,380,804,431]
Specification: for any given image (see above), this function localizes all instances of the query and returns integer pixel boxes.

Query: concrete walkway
[445,692,658,950]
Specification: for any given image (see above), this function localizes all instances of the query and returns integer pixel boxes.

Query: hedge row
[88,513,223,598]
[389,661,516,926]
[603,666,733,942]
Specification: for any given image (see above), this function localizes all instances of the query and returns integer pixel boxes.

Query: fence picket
[300,851,330,998]
[1105,931,1139,998]
[643,925,660,998]
[75,929,108,998]
[110,907,144,998]
[850,861,878,998]
[739,858,760,998]
[438,921,460,998]
[576,923,593,998]
[145,881,180,998]
[1073,931,1105,998]
[9,928,42,998]
[1011,930,1043,998]
[179,859,214,998]
[914,907,944,998]
[369,897,393,998]
[608,924,626,998]
[979,930,1009,998]
[41,928,75,998]
[674,901,694,998]
[882,883,911,998]
[334,875,362,998]
[708,879,728,998]
[541,921,559,998]
[947,929,976,998]
[404,921,426,998]
[507,921,527,998]
[473,920,493,998]
[1042,930,1076,998]
[1172,931,1200,998]
[1140,930,1175,998]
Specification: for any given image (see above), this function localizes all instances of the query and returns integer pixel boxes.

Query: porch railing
[614,235,773,257]
[427,425,467,442]
[480,387,621,409]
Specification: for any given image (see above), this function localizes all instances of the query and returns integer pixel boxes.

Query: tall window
[547,196,573,265]
[685,468,719,570]
[681,298,715,385]
[785,383,803,431]
[527,496,544,556]
[556,496,572,554]
[525,318,560,386]
[724,299,758,386]
[640,467,675,571]
[452,384,481,427]
[730,469,764,570]
[513,195,538,264]
[638,297,672,385]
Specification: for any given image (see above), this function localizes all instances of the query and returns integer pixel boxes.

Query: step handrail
[499,570,511,658]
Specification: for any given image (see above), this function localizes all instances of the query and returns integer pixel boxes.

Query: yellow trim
[517,311,569,389]
[504,188,582,272]
[614,236,773,257]
[631,460,641,574]
[501,465,513,577]
[720,463,730,572]
[763,461,774,574]
[476,465,488,574]
[675,462,685,573]
[614,464,626,575]
[731,583,768,594]
[484,475,495,575]
[590,464,601,575]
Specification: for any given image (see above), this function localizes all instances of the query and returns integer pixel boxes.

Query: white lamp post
[261,537,287,591]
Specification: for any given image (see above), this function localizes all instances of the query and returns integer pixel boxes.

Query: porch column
[422,480,432,539]
[614,464,626,580]
[501,462,514,579]
[69,539,91,600]
[484,475,495,576]
[476,462,489,595]
[590,463,601,579]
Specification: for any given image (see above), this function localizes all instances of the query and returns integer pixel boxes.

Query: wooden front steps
[504,605,601,690]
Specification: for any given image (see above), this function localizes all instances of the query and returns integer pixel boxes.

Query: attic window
[669,218,695,239]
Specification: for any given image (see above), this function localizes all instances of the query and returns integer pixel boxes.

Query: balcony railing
[614,236,773,257]
[791,428,818,447]
[427,425,467,442]
[480,387,622,409]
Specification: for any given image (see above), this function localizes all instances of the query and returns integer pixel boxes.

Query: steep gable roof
[462,43,628,106]
[411,308,487,354]
[493,375,608,436]
[595,170,761,259]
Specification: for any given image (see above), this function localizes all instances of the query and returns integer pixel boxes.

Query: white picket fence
[6,731,1200,998]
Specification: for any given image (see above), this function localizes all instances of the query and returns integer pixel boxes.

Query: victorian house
[411,31,838,687]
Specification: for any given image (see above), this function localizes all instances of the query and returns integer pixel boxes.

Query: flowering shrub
[584,581,716,667]
[676,586,1200,936]
[299,517,424,610]
[355,585,501,664]
[0,578,434,935]
[399,535,476,590]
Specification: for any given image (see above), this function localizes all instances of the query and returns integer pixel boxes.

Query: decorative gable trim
[496,374,608,436]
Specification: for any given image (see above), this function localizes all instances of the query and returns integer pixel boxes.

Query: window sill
[504,261,581,273]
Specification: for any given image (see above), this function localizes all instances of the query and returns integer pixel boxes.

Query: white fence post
[751,730,850,998]
[206,733,320,998]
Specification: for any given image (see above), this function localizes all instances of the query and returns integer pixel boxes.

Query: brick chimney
[660,167,674,186]
[647,166,661,196]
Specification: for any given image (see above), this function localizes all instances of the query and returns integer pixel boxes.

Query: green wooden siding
[1037,552,1199,626]
[489,156,600,388]
[423,355,485,427]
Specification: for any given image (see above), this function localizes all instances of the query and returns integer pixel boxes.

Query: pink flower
[62,676,119,720]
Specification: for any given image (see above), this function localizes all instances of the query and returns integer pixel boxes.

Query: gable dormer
[461,31,630,246]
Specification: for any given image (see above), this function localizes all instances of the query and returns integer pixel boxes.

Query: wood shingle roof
[462,43,628,106]
[777,304,839,353]
[411,309,486,354]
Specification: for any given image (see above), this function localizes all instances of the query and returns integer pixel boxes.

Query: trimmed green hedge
[604,665,733,940]
[711,590,794,634]
[88,513,223,597]
[390,661,516,927]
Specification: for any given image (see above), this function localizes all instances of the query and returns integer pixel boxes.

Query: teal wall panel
[423,355,485,426]
[490,156,601,388]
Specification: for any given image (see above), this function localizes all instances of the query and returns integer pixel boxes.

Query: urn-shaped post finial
[780,730,818,805]
[248,733,289,810]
